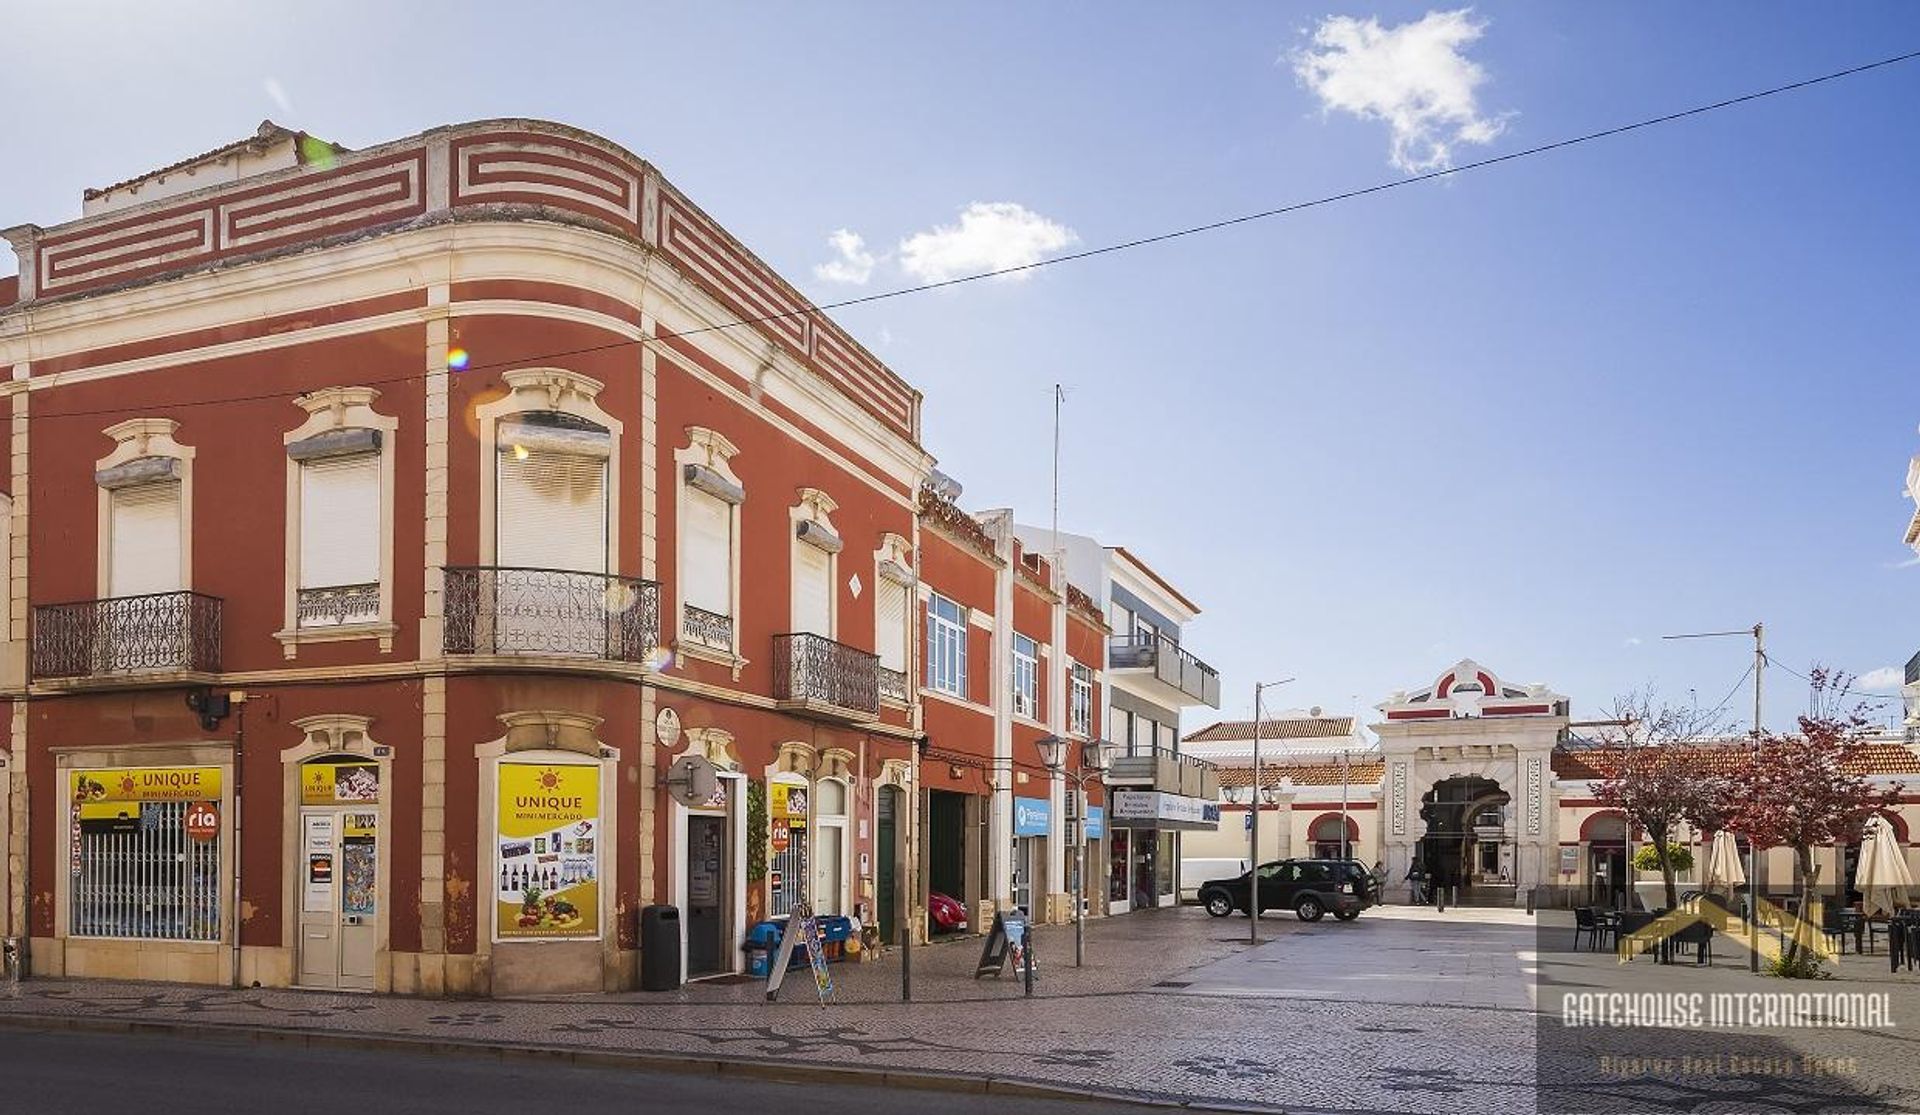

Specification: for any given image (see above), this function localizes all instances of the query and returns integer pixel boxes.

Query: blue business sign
[1086,805,1104,840]
[1014,796,1050,837]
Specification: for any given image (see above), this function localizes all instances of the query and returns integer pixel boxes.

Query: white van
[1181,857,1251,903]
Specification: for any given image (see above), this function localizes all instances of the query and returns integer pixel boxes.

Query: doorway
[297,806,378,991]
[876,786,900,942]
[686,813,729,977]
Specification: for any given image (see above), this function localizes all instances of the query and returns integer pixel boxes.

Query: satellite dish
[666,754,719,808]
[1309,705,1323,717]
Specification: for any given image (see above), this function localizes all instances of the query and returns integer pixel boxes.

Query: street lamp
[1038,734,1116,967]
[1250,678,1293,945]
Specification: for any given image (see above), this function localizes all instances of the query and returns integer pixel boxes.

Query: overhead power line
[16,46,1920,427]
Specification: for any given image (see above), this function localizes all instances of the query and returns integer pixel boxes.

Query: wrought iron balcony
[442,566,659,662]
[32,591,223,679]
[296,583,381,628]
[681,605,734,652]
[878,666,910,706]
[1107,630,1221,708]
[773,632,880,719]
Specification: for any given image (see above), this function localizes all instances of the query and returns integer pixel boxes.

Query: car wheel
[1333,909,1359,922]
[1203,891,1234,918]
[1295,896,1325,922]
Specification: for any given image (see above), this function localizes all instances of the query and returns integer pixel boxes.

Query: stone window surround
[277,387,401,657]
[788,487,841,640]
[673,426,746,676]
[94,418,194,601]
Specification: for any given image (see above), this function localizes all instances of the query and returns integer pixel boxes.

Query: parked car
[928,891,969,934]
[1197,858,1375,922]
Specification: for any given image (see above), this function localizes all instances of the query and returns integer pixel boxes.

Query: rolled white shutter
[791,540,832,635]
[682,489,732,615]
[876,578,908,671]
[109,482,183,597]
[300,455,380,588]
[497,447,606,573]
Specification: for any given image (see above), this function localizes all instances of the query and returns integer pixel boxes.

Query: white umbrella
[1855,815,1913,918]
[1703,831,1745,894]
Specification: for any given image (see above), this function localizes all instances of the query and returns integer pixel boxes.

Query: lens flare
[646,646,676,672]
[446,347,470,371]
[511,443,529,460]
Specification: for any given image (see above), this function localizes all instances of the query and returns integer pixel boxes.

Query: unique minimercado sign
[302,760,380,806]
[70,766,222,807]
[496,763,600,940]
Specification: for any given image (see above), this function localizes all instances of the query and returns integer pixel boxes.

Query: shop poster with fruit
[496,762,599,939]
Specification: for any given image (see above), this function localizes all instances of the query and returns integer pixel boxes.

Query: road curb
[0,1010,1260,1112]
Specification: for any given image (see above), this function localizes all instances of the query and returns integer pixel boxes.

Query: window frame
[925,592,968,698]
[1069,662,1093,737]
[278,388,400,655]
[674,427,746,670]
[1011,632,1039,720]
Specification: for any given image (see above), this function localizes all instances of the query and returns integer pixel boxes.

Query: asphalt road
[0,1028,1148,1114]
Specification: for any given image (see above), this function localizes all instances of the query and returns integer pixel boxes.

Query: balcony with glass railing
[1107,630,1221,708]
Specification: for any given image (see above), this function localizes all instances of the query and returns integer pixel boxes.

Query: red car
[928,891,969,934]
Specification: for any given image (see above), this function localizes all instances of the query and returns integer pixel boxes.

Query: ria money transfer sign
[496,762,600,940]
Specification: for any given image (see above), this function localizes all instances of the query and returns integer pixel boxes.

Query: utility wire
[15,46,1920,428]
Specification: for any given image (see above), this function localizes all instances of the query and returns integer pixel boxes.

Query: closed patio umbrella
[1855,815,1913,918]
[1703,830,1745,894]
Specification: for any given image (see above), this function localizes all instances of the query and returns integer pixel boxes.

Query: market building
[0,119,937,995]
[1186,660,1920,909]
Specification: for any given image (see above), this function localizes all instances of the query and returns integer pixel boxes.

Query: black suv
[1197,858,1376,922]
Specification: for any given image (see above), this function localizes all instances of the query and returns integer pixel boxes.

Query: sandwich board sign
[974,909,1031,979]
[765,900,833,1005]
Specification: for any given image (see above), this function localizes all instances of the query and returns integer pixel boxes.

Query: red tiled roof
[1553,742,1920,781]
[1219,760,1386,788]
[1187,718,1355,743]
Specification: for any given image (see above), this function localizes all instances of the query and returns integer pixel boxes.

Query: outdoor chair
[1573,907,1612,952]
[1820,905,1850,954]
[1615,911,1658,961]
[1669,919,1712,966]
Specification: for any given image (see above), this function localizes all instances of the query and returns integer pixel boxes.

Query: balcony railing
[443,566,659,662]
[681,605,734,652]
[1108,745,1219,801]
[1108,630,1221,708]
[878,666,909,706]
[297,583,381,628]
[32,591,223,679]
[773,632,880,718]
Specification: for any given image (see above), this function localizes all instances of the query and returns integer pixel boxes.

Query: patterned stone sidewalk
[0,910,1543,1113]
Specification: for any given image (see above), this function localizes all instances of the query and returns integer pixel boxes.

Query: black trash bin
[641,905,682,991]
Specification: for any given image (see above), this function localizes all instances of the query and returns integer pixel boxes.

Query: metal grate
[682,605,734,652]
[877,666,909,706]
[442,566,659,661]
[70,801,221,941]
[31,591,223,678]
[296,583,381,628]
[773,632,880,715]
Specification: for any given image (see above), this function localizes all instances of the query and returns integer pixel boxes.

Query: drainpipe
[230,693,248,989]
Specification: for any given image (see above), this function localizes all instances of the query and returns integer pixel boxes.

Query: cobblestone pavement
[4,906,1914,1113]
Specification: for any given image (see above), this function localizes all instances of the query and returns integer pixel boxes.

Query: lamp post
[1038,734,1117,967]
[1250,679,1294,944]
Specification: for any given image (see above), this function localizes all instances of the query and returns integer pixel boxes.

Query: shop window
[1069,663,1092,737]
[925,592,967,697]
[1011,633,1038,719]
[768,778,810,918]
[68,765,222,941]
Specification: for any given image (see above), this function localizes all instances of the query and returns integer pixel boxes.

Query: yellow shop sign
[495,762,599,940]
[301,760,381,806]
[71,766,222,806]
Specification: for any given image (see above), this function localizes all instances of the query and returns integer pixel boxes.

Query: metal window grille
[769,829,808,918]
[70,801,221,941]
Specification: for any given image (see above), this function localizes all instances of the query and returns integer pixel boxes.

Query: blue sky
[3,2,1916,731]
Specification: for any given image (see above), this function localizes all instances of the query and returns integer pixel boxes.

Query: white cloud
[264,78,294,116]
[1856,666,1904,691]
[896,202,1078,284]
[1292,8,1511,173]
[1624,637,1643,647]
[812,229,878,285]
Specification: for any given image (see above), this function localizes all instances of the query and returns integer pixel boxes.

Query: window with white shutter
[682,488,733,616]
[496,442,608,573]
[300,454,380,589]
[109,482,183,598]
[791,540,832,636]
[875,577,908,672]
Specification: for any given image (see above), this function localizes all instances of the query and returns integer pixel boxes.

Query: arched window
[1309,813,1359,859]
